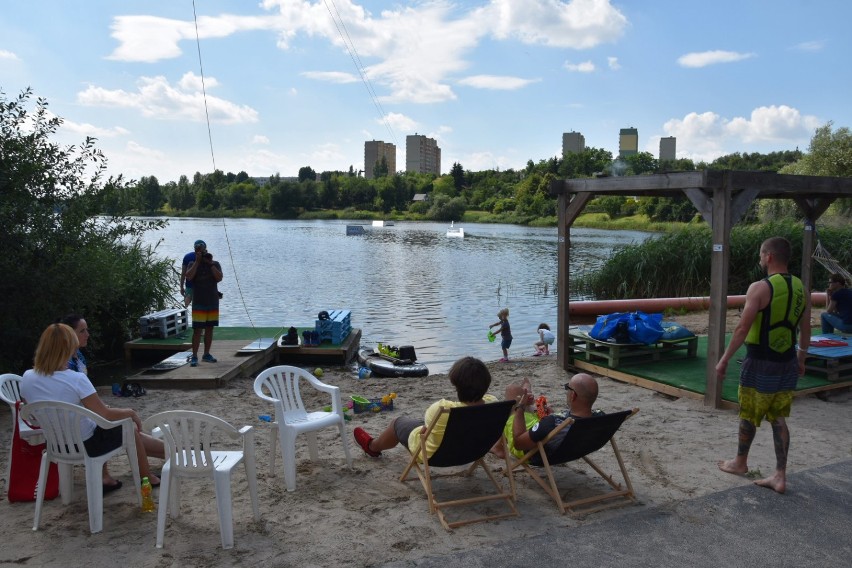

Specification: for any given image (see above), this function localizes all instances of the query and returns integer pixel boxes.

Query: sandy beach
[1,309,850,567]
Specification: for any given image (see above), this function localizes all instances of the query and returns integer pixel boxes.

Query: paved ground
[381,459,852,568]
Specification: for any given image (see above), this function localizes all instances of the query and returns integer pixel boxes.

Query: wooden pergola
[552,170,852,409]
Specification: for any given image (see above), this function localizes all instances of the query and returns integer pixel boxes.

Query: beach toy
[487,330,496,342]
[358,367,371,380]
[314,367,324,378]
[259,414,273,422]
[535,396,552,420]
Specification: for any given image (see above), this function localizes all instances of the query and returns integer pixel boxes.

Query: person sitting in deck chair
[501,373,601,459]
[822,273,852,334]
[352,357,497,459]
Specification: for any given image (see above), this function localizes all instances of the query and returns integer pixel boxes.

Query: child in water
[489,308,512,362]
[533,323,555,356]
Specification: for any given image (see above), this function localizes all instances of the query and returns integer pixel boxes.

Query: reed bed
[577,221,852,299]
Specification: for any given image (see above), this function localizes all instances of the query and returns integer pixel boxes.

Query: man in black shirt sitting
[508,373,599,458]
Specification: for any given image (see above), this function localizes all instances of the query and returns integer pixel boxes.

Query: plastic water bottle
[141,477,155,512]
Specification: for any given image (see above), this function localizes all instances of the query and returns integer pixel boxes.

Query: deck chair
[400,400,518,530]
[19,400,142,534]
[509,408,639,516]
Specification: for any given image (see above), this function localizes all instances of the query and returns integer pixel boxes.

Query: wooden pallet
[567,328,698,368]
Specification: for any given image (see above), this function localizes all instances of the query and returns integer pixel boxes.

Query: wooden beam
[684,187,712,223]
[794,196,834,220]
[731,188,759,225]
[564,192,593,225]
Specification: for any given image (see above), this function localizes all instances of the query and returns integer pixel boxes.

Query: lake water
[141,219,652,374]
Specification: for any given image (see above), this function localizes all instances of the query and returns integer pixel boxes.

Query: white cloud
[662,105,821,162]
[460,150,516,172]
[383,112,417,133]
[126,140,167,160]
[107,0,629,105]
[301,71,358,84]
[607,56,620,70]
[77,75,259,124]
[677,50,755,68]
[252,135,270,144]
[107,14,281,62]
[563,60,595,72]
[0,49,19,60]
[726,105,821,143]
[457,75,540,89]
[485,0,628,48]
[792,40,825,52]
[59,118,130,139]
[178,72,219,91]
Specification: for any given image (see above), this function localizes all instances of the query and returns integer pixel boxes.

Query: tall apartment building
[659,136,676,161]
[405,134,441,175]
[562,131,585,155]
[618,127,638,158]
[364,140,397,179]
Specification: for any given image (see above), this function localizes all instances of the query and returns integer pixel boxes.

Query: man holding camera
[185,240,223,367]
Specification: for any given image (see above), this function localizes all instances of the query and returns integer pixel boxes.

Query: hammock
[812,241,852,285]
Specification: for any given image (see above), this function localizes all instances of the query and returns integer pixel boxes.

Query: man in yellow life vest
[715,236,811,494]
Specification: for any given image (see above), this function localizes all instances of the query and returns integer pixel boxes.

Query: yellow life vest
[745,273,805,360]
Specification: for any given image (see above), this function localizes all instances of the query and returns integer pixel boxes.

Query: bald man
[507,373,600,458]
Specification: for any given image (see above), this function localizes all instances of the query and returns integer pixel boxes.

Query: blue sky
[2,0,850,183]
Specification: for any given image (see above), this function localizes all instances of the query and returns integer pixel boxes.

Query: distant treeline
[114,148,811,224]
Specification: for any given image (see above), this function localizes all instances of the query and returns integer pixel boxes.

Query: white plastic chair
[1,373,25,485]
[19,400,142,534]
[143,410,260,550]
[254,365,352,492]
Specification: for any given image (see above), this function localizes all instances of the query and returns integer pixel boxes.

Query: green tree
[559,147,614,178]
[427,194,466,221]
[298,166,317,183]
[373,156,389,178]
[450,162,465,191]
[137,175,163,213]
[624,152,657,175]
[0,89,174,371]
[167,175,195,210]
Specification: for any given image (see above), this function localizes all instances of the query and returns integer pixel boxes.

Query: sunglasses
[563,383,575,393]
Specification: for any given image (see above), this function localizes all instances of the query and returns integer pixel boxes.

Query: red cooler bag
[7,401,60,502]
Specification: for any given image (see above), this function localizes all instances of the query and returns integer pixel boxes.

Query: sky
[2,0,850,183]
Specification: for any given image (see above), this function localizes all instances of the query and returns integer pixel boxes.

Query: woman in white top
[21,324,165,486]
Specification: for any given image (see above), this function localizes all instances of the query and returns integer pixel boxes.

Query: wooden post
[556,189,569,371]
[705,174,732,408]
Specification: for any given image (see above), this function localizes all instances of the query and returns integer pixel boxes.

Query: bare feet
[718,458,748,475]
[754,473,786,494]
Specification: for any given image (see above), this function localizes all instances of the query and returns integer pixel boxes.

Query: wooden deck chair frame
[400,400,518,530]
[509,408,639,516]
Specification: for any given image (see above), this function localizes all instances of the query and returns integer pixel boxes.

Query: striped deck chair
[509,408,639,515]
[400,400,518,530]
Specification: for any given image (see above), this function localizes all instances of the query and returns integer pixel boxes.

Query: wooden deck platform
[567,330,851,409]
[125,328,361,389]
